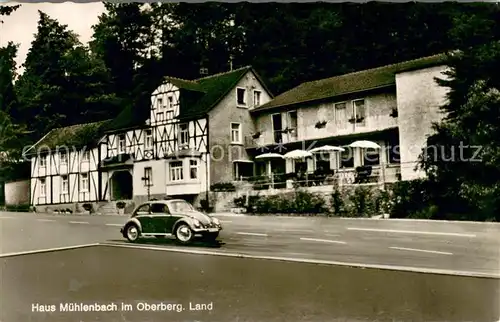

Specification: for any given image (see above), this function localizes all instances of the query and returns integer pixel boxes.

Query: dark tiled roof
[106,66,255,131]
[253,54,448,113]
[177,66,252,120]
[28,120,111,154]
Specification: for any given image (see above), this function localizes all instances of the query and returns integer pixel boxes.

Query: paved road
[2,245,499,322]
[1,211,499,277]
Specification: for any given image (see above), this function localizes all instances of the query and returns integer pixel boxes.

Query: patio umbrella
[255,153,284,160]
[283,149,313,159]
[309,145,345,153]
[347,140,381,149]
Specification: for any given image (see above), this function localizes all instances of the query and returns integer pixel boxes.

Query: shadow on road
[105,237,225,248]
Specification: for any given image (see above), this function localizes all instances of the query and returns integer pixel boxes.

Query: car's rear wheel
[175,223,194,245]
[125,224,140,243]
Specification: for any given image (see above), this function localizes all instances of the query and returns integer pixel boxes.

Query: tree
[420,4,500,221]
[15,10,117,142]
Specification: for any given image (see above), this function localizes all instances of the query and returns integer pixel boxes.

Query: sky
[0,2,105,71]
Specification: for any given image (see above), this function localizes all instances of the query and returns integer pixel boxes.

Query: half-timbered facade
[25,121,110,210]
[98,66,273,206]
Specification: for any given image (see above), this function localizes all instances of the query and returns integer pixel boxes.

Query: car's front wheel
[125,224,140,243]
[175,223,194,245]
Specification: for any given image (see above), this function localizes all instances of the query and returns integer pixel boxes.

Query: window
[60,152,68,165]
[143,167,153,186]
[166,96,174,120]
[179,123,189,147]
[340,149,354,168]
[82,150,90,162]
[236,87,247,106]
[80,173,89,192]
[231,123,242,144]
[40,178,46,197]
[353,99,366,125]
[233,161,254,180]
[334,102,347,129]
[169,161,183,181]
[189,160,198,179]
[118,134,126,154]
[145,129,153,150]
[253,90,261,107]
[39,155,47,168]
[135,204,150,215]
[61,175,68,194]
[156,112,164,123]
[387,142,400,164]
[363,149,380,166]
[271,113,283,143]
[157,97,163,110]
[151,203,167,214]
[287,111,298,140]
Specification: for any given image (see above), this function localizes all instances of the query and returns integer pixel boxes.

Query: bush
[330,189,346,216]
[390,179,434,218]
[346,186,376,217]
[5,204,30,212]
[116,201,126,209]
[210,182,236,192]
[247,190,326,215]
[82,203,93,212]
[233,196,246,208]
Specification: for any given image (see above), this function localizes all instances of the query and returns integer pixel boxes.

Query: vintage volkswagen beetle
[120,199,222,244]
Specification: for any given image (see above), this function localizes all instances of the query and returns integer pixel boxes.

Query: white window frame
[80,173,89,192]
[166,95,175,120]
[189,160,198,179]
[334,101,348,128]
[144,129,153,150]
[82,150,90,162]
[179,123,189,147]
[60,152,68,165]
[236,87,247,107]
[118,134,126,154]
[169,161,183,181]
[230,122,242,144]
[352,99,366,122]
[61,175,69,194]
[144,167,153,186]
[39,155,47,168]
[157,97,163,110]
[40,178,46,197]
[253,90,262,107]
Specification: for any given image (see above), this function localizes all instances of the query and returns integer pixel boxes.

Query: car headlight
[212,217,220,225]
[193,219,201,227]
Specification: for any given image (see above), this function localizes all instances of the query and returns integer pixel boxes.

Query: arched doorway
[110,170,133,200]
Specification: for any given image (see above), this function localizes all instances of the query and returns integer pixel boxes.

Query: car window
[133,204,150,216]
[150,203,168,214]
[167,200,195,213]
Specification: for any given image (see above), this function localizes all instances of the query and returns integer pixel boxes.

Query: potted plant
[390,108,398,118]
[315,120,327,128]
[252,131,261,139]
[82,203,93,215]
[116,201,126,215]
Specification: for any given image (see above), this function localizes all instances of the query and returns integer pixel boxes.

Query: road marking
[236,232,268,237]
[37,219,55,222]
[389,247,453,256]
[69,221,89,224]
[300,238,346,244]
[100,243,500,279]
[105,223,123,227]
[0,243,100,258]
[347,227,476,238]
[0,216,14,219]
